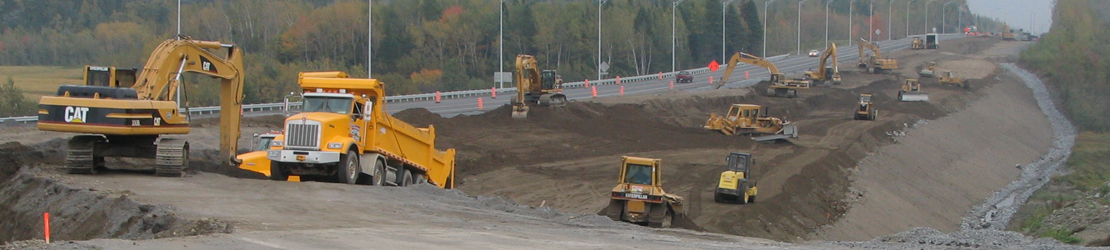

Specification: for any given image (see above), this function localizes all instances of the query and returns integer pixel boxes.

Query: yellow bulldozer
[898,79,930,102]
[938,71,971,89]
[803,43,842,86]
[910,37,925,50]
[714,152,758,204]
[854,93,878,120]
[918,61,936,78]
[604,156,685,228]
[704,104,799,142]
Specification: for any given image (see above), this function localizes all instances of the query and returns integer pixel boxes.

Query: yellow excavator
[718,52,810,98]
[857,38,899,74]
[804,43,842,86]
[511,54,567,119]
[37,35,245,176]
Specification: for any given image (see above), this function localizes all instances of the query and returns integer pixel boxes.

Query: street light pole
[958,4,965,33]
[598,0,606,80]
[942,1,954,33]
[925,0,936,33]
[763,0,776,57]
[848,0,855,46]
[825,0,837,49]
[498,0,502,87]
[670,0,679,72]
[869,0,874,42]
[797,0,808,55]
[723,0,735,63]
[888,0,894,40]
[368,0,372,78]
[906,0,917,37]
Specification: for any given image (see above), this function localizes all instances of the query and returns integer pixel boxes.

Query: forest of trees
[0,0,983,109]
[1020,0,1110,132]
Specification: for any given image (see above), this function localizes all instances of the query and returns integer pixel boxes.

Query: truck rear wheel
[372,160,387,186]
[337,150,359,184]
[399,169,412,187]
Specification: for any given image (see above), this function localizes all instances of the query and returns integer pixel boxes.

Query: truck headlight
[271,140,283,147]
[327,142,343,149]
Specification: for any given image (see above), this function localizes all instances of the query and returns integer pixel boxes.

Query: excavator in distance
[37,35,245,176]
[803,42,842,86]
[719,52,810,98]
[511,54,567,119]
[857,38,899,74]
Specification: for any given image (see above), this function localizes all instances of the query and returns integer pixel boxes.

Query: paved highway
[385,34,965,117]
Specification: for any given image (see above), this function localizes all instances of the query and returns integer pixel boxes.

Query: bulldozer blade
[918,70,934,77]
[899,92,930,102]
[782,123,799,138]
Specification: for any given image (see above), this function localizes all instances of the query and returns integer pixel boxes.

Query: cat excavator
[511,54,567,119]
[718,52,810,98]
[803,43,842,86]
[37,35,245,176]
[857,38,899,74]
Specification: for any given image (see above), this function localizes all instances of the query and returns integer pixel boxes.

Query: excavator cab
[715,152,758,204]
[541,70,559,90]
[84,66,138,88]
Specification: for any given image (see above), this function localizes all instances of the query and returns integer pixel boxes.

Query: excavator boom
[718,52,780,89]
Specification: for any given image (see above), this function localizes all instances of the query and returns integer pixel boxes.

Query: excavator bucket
[898,91,930,102]
[512,104,529,119]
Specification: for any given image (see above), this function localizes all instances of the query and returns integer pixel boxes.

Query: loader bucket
[898,92,930,102]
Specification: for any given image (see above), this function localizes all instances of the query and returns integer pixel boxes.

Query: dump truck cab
[605,156,684,228]
[715,152,758,204]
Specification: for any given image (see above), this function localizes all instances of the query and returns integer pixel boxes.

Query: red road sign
[709,60,720,72]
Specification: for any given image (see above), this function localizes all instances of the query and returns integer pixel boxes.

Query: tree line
[0,0,986,109]
[1020,0,1110,132]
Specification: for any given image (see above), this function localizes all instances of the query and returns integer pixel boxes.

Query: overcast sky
[966,0,1054,34]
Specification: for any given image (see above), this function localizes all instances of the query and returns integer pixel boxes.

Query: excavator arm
[718,52,780,89]
[129,37,245,167]
[817,43,838,77]
[857,38,882,59]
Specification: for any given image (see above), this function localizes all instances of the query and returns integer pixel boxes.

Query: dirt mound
[0,142,233,244]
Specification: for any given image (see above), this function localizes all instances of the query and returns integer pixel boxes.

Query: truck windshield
[303,96,353,114]
[256,137,274,151]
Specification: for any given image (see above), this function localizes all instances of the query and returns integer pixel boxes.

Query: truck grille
[285,123,320,149]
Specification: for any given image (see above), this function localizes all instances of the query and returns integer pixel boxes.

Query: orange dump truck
[267,71,456,188]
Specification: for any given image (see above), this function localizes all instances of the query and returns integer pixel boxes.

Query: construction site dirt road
[0,37,1081,249]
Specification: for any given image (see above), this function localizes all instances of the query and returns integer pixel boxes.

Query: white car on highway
[808,49,820,57]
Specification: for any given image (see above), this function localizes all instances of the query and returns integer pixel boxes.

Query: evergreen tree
[0,76,34,117]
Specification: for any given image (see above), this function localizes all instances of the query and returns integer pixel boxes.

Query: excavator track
[538,94,567,107]
[65,135,104,174]
[155,138,189,177]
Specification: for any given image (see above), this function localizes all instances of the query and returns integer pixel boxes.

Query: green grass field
[0,66,84,100]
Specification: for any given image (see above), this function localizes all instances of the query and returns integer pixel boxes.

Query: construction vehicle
[898,79,930,102]
[511,54,567,119]
[604,156,685,228]
[704,104,799,142]
[925,33,940,49]
[37,36,245,176]
[804,43,842,86]
[857,38,899,74]
[714,152,758,204]
[910,37,925,50]
[854,93,878,120]
[237,131,300,182]
[719,52,810,97]
[1002,25,1016,41]
[918,61,937,77]
[267,71,457,188]
[938,71,971,89]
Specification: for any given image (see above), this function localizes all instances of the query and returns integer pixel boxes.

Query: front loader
[715,152,758,204]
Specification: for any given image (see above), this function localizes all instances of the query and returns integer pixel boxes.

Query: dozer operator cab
[725,104,765,124]
[620,158,658,187]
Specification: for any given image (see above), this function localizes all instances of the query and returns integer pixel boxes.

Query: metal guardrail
[0,53,791,125]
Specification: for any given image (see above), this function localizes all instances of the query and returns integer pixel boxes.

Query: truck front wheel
[338,150,359,184]
[270,162,288,181]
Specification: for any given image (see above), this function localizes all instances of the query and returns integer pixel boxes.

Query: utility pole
[925,0,936,33]
[848,0,855,46]
[906,0,918,37]
[673,0,685,72]
[498,0,502,87]
[368,0,372,78]
[869,0,874,42]
[598,0,606,80]
[888,0,894,40]
[825,0,837,49]
[723,0,735,63]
